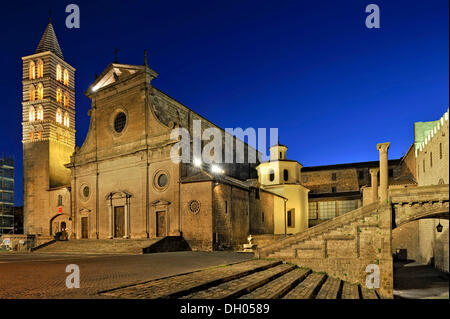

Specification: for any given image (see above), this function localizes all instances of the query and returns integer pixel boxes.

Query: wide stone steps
[34,238,163,254]
[99,259,380,299]
[181,264,295,299]
[240,268,310,299]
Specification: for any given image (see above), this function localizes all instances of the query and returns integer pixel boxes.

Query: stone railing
[391,184,449,227]
[256,202,379,258]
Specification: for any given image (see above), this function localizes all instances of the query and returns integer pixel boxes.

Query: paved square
[0,251,253,299]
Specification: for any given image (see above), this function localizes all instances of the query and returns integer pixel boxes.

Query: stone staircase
[256,202,380,259]
[255,202,393,298]
[34,238,164,254]
[100,259,379,299]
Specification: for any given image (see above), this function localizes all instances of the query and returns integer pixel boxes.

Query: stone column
[369,167,379,203]
[108,204,113,239]
[124,197,129,239]
[376,142,390,204]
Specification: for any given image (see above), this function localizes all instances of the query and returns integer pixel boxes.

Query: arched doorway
[49,214,71,238]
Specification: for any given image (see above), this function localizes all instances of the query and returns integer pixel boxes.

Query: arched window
[63,69,69,86]
[29,106,35,122]
[63,112,69,127]
[56,88,62,103]
[283,169,289,182]
[63,92,69,107]
[37,105,43,120]
[29,85,35,101]
[56,64,62,82]
[37,59,43,78]
[56,108,62,124]
[29,61,36,80]
[37,83,44,100]
[269,169,275,182]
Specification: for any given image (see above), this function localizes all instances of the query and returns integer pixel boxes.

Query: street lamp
[436,219,443,233]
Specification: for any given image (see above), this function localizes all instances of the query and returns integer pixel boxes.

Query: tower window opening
[29,61,36,80]
[37,83,43,100]
[56,108,62,124]
[63,112,69,127]
[56,88,62,103]
[269,169,275,182]
[64,92,69,107]
[29,85,35,101]
[63,69,69,86]
[56,64,62,82]
[29,106,35,122]
[37,59,43,78]
[283,169,289,182]
[430,152,433,168]
[37,106,43,121]
[439,143,442,159]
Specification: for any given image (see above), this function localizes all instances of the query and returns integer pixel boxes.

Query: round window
[83,186,90,198]
[189,200,201,214]
[154,170,170,191]
[114,112,127,133]
[158,174,168,187]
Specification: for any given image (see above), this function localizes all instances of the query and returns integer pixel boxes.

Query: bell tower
[22,19,76,234]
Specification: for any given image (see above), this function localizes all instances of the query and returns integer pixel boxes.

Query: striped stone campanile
[22,19,76,235]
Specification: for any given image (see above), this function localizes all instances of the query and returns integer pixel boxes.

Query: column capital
[369,167,380,175]
[377,142,390,153]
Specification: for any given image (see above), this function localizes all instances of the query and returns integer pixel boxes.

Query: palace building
[22,20,311,250]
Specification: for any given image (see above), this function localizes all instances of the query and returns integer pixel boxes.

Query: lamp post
[436,218,443,233]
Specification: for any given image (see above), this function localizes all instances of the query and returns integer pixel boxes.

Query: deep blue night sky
[0,0,448,206]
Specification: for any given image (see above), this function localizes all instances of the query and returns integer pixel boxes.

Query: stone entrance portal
[156,211,167,237]
[81,217,88,239]
[106,191,132,239]
[114,206,125,238]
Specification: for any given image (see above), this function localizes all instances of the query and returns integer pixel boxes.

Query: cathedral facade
[22,21,311,250]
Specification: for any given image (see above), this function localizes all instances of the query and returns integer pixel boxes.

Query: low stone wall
[251,234,287,249]
[0,234,55,252]
[1,234,34,251]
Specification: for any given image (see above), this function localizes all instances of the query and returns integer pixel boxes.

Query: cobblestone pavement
[0,251,253,299]
[101,259,279,299]
[394,261,449,299]
[102,260,372,299]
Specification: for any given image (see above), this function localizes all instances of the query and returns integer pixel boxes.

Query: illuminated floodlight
[193,158,202,167]
[211,165,222,174]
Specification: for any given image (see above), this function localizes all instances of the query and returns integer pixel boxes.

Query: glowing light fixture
[436,218,443,233]
[211,165,222,174]
[193,158,202,167]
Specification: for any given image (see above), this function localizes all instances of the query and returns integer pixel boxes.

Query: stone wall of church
[151,88,259,181]
[212,183,250,250]
[181,181,213,251]
[249,189,275,235]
